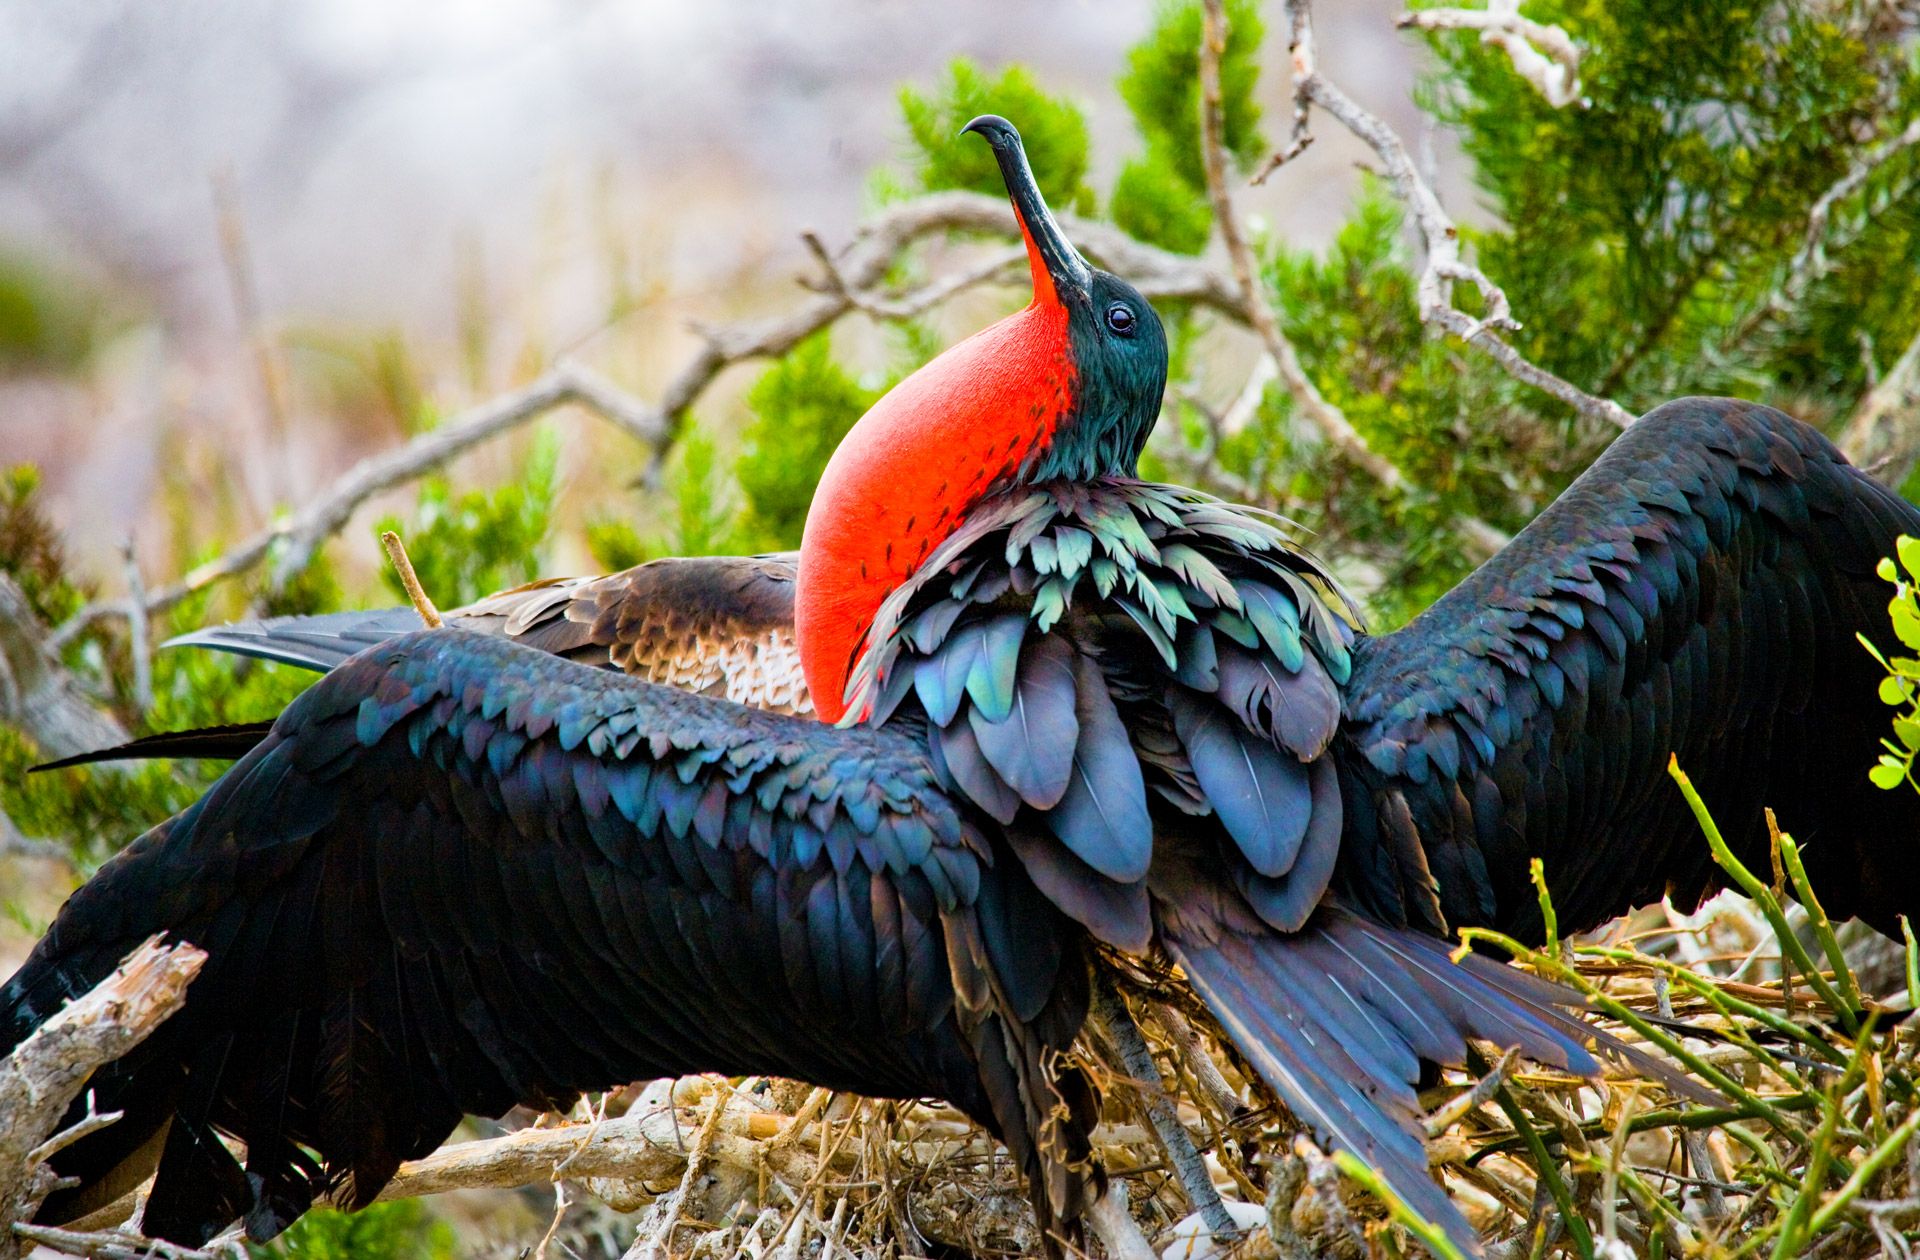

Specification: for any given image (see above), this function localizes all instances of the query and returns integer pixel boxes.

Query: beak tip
[960,114,1019,147]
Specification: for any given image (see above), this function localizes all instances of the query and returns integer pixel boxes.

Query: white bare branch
[1271,0,1635,432]
[1201,0,1511,559]
[1397,1,1586,108]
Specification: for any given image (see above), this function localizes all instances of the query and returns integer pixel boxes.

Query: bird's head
[796,115,1169,722]
[957,113,1169,478]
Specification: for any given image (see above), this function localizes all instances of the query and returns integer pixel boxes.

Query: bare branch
[1199,1,1405,493]
[801,232,1025,321]
[1396,2,1585,108]
[1424,1046,1519,1137]
[372,1092,819,1206]
[1273,0,1635,432]
[620,1082,733,1260]
[120,543,150,716]
[0,574,129,762]
[51,193,1245,644]
[1734,116,1920,348]
[1202,0,1510,559]
[1084,1183,1157,1260]
[9,1223,242,1260]
[1840,321,1920,487]
[1,939,206,1254]
[1091,979,1236,1241]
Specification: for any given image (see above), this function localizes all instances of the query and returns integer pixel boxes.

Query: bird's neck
[796,304,1075,722]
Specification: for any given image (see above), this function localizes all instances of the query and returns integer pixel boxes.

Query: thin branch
[379,532,442,629]
[1839,320,1920,487]
[9,1224,243,1260]
[620,1082,732,1260]
[1396,2,1585,108]
[372,1094,818,1205]
[1199,0,1407,494]
[801,233,1025,321]
[1091,979,1236,1241]
[1,939,206,1256]
[1425,1046,1519,1136]
[120,542,150,716]
[1734,116,1920,349]
[1787,117,1920,315]
[50,193,1245,644]
[1202,0,1512,560]
[1272,0,1635,432]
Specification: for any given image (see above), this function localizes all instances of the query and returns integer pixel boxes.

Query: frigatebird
[10,115,1920,1254]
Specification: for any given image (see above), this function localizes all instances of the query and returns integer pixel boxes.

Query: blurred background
[0,0,1442,580]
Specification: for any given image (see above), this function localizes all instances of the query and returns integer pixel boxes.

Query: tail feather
[31,722,275,771]
[1168,908,1688,1255]
[163,608,424,673]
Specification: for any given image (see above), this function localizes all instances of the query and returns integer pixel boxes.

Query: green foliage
[0,464,90,625]
[374,427,560,607]
[586,514,648,572]
[899,60,1095,213]
[1110,152,1214,256]
[0,252,102,372]
[1418,0,1920,412]
[252,1201,454,1260]
[1120,0,1266,183]
[1168,1,1920,626]
[0,584,320,869]
[650,429,745,560]
[1863,536,1920,791]
[1110,0,1264,254]
[736,333,881,548]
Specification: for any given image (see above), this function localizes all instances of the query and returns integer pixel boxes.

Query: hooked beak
[962,114,1093,309]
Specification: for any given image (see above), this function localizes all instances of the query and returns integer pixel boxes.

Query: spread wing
[1339,397,1920,939]
[3,629,1089,1245]
[167,553,810,714]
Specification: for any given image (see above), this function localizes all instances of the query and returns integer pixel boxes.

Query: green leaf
[1898,535,1920,581]
[1871,758,1909,790]
[1892,601,1920,651]
[1881,675,1911,706]
[1895,719,1920,751]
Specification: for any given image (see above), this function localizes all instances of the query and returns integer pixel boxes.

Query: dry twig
[1199,0,1512,560]
[378,531,442,629]
[1,938,206,1257]
[1395,2,1585,108]
[1268,0,1635,433]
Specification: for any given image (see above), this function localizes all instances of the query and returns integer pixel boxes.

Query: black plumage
[1338,397,1920,942]
[6,633,1096,1247]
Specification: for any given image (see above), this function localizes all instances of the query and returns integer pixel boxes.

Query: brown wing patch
[447,555,813,717]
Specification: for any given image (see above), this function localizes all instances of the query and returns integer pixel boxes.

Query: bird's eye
[1105,302,1137,336]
